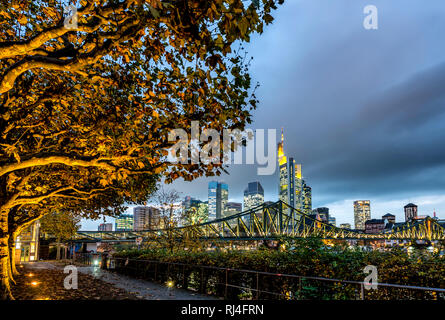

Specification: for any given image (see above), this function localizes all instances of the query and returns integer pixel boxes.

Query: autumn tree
[153,185,181,227]
[39,210,81,260]
[181,202,208,226]
[0,0,283,299]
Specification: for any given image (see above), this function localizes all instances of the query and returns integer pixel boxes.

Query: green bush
[111,241,445,300]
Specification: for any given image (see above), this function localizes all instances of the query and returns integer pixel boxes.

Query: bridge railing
[72,253,445,300]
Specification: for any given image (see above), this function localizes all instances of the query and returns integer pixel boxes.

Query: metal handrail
[109,256,445,294]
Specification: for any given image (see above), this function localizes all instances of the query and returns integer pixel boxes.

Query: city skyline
[82,177,444,231]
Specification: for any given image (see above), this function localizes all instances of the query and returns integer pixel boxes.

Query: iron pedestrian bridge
[73,201,445,243]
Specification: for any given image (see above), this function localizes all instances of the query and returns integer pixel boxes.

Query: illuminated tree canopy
[0,0,282,299]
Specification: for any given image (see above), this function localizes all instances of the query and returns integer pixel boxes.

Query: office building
[303,185,312,213]
[277,130,312,213]
[208,181,228,220]
[312,207,329,223]
[225,202,242,216]
[98,223,113,231]
[134,206,161,231]
[243,181,265,226]
[328,216,336,227]
[340,223,351,229]
[354,200,371,230]
[115,214,134,231]
[243,182,265,211]
[365,219,386,234]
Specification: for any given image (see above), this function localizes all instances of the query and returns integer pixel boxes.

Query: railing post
[225,269,228,299]
[136,259,139,277]
[256,272,259,300]
[154,262,157,281]
[200,267,204,293]
[360,283,364,300]
[182,265,186,289]
[298,277,302,298]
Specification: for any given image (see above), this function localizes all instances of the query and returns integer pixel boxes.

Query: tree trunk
[0,213,13,300]
[8,231,18,276]
[56,238,61,260]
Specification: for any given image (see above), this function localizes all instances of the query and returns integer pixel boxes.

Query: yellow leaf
[18,15,27,25]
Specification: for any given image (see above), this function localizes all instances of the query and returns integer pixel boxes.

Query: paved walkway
[75,264,218,300]
[22,261,216,300]
[13,262,138,300]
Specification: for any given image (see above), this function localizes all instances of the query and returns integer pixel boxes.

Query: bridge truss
[74,201,445,242]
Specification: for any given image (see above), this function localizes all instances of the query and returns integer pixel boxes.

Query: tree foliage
[0,0,283,299]
[40,211,81,242]
[181,202,208,226]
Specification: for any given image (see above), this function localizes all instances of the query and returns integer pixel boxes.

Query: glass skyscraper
[208,181,228,220]
[277,130,312,213]
[115,214,134,231]
[243,181,265,227]
[354,200,371,230]
[243,182,265,211]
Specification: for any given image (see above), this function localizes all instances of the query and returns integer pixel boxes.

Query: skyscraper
[225,202,242,215]
[277,130,312,213]
[208,181,218,220]
[115,214,134,231]
[243,182,265,211]
[312,207,329,223]
[354,200,371,230]
[208,181,228,220]
[133,206,161,231]
[243,181,265,227]
[303,185,312,213]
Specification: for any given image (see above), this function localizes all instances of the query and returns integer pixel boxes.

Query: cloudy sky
[82,0,445,229]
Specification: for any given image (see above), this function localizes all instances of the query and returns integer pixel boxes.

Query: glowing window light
[30,281,39,287]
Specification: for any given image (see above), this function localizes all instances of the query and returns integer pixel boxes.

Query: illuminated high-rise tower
[208,181,228,220]
[277,130,311,213]
[354,200,371,230]
[278,129,289,205]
